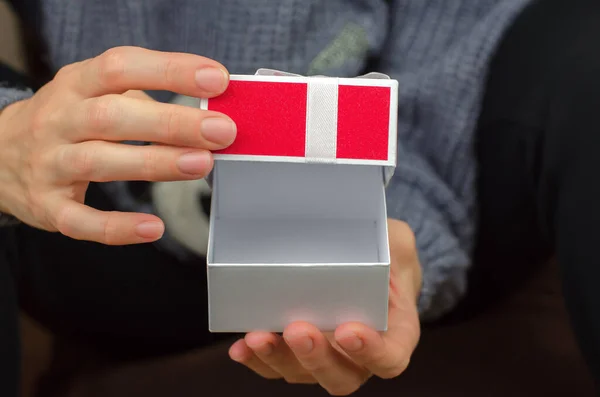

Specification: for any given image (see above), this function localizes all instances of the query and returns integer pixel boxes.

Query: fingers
[284,322,368,396]
[65,95,236,149]
[231,220,421,394]
[55,141,214,182]
[62,46,229,98]
[324,219,419,381]
[50,199,164,245]
[333,225,421,381]
[228,339,282,380]
[334,319,416,380]
[244,332,316,384]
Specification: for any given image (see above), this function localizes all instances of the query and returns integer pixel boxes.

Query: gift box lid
[200,70,398,183]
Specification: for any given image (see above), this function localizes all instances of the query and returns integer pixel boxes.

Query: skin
[0,46,236,244]
[230,219,422,395]
[0,46,422,395]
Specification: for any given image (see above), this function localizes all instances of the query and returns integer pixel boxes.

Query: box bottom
[207,160,391,332]
[208,264,389,333]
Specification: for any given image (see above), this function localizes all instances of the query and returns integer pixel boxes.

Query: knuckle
[54,63,78,82]
[54,203,75,237]
[61,144,97,180]
[160,107,184,144]
[97,47,128,86]
[28,99,60,137]
[30,108,52,136]
[102,211,121,245]
[31,106,66,140]
[33,150,56,178]
[85,96,121,132]
[141,149,159,180]
[42,108,65,132]
[162,57,183,85]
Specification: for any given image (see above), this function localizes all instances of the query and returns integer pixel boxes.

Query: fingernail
[177,151,211,175]
[336,331,363,352]
[135,221,164,239]
[201,117,237,146]
[195,67,228,93]
[285,333,313,354]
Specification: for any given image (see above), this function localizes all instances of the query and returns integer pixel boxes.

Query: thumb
[387,219,422,305]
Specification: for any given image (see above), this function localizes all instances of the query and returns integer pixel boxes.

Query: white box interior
[208,161,389,265]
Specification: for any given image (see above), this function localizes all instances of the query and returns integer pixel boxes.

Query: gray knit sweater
[0,0,531,320]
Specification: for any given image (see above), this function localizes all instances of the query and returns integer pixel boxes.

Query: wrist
[0,99,28,218]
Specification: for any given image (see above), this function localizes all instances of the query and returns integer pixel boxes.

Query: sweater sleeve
[0,87,33,112]
[0,87,31,227]
[0,66,29,397]
[385,146,471,322]
[0,62,35,111]
[378,1,529,320]
[378,1,484,321]
[0,64,35,226]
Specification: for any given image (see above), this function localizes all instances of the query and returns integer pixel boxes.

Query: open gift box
[201,71,398,332]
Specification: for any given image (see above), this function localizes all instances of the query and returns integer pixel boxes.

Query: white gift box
[201,70,398,332]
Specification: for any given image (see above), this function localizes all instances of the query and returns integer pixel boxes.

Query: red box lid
[200,74,398,169]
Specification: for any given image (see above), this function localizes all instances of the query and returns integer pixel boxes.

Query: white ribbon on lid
[254,69,396,185]
[305,78,339,162]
